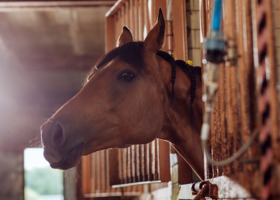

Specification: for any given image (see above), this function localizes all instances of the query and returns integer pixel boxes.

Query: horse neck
[157,57,204,179]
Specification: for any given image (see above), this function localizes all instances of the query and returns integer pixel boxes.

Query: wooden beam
[0,0,116,11]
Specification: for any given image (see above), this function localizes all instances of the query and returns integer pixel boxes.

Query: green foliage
[25,167,63,195]
[25,187,40,200]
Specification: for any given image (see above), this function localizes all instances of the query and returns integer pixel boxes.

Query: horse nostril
[52,123,65,146]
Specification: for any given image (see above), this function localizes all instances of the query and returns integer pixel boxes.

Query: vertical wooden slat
[223,0,238,176]
[127,147,131,183]
[236,0,250,155]
[210,98,217,177]
[151,141,155,180]
[200,0,208,40]
[159,140,172,182]
[90,154,95,193]
[143,0,150,35]
[105,15,116,52]
[121,4,125,30]
[119,149,123,183]
[131,146,136,182]
[100,151,105,192]
[123,148,127,183]
[223,0,240,174]
[211,63,226,177]
[96,152,101,193]
[134,0,139,40]
[82,156,91,195]
[218,65,227,175]
[267,0,280,160]
[172,0,187,60]
[245,0,259,161]
[116,11,121,43]
[139,0,144,40]
[154,139,159,180]
[130,147,134,183]
[146,143,151,180]
[135,145,140,181]
[236,0,259,171]
[140,144,145,181]
[125,1,129,26]
[109,149,119,185]
[129,0,133,33]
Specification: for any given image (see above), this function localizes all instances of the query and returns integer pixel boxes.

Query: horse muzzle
[40,119,85,169]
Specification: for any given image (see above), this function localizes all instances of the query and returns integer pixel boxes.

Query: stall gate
[81,0,280,199]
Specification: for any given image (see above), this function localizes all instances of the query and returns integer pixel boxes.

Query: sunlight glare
[24,148,50,170]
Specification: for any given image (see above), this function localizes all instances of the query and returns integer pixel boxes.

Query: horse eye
[118,70,136,81]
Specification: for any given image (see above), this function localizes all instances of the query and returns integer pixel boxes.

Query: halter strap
[175,60,197,106]
[157,51,176,104]
[156,51,197,108]
[175,60,197,125]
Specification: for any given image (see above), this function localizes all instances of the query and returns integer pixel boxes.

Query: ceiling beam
[0,0,116,11]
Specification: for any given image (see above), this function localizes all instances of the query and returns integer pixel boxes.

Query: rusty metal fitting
[191,181,218,199]
[225,39,238,67]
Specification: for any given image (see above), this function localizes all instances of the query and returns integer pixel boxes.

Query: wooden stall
[186,0,280,199]
[80,0,280,199]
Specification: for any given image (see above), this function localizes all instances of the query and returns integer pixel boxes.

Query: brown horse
[41,10,204,179]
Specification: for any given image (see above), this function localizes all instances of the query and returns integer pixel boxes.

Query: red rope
[256,0,273,199]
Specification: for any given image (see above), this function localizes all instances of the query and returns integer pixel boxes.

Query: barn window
[24,148,64,200]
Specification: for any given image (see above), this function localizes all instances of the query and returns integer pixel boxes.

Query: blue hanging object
[204,0,225,64]
[211,0,222,31]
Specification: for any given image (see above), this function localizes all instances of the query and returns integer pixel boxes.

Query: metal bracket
[191,181,219,200]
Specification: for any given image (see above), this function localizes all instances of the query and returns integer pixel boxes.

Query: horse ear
[117,26,133,47]
[144,8,165,52]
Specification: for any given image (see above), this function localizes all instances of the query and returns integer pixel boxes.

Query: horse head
[41,9,204,179]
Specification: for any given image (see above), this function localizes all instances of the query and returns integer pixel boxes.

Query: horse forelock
[97,42,145,69]
[85,42,145,82]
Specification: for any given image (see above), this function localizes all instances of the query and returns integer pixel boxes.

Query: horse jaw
[157,58,205,180]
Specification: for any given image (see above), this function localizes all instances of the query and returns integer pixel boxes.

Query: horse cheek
[140,89,164,140]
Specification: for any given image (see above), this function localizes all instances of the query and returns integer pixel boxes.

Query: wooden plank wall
[178,0,280,198]
[201,0,280,192]
[181,0,280,198]
[201,0,261,179]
